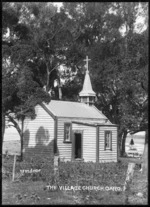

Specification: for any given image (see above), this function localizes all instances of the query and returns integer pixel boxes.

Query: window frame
[64,122,72,143]
[104,130,112,150]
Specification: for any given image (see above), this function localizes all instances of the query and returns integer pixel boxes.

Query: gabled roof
[42,100,108,119]
[79,70,96,97]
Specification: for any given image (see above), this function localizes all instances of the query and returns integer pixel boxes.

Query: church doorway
[72,131,83,160]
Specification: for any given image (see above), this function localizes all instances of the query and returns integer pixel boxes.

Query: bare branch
[7,124,15,127]
[49,24,65,40]
[73,32,82,42]
[49,64,60,76]
[7,115,21,136]
[141,81,147,93]
[5,111,13,116]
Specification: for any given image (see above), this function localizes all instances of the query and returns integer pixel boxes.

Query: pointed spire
[79,56,96,106]
[79,70,96,96]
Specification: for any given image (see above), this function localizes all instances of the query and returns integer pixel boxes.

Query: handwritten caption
[20,169,41,174]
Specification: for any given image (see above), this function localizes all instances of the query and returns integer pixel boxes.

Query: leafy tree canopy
[2,2,148,157]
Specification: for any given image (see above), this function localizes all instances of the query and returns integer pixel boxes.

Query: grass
[2,154,148,205]
[3,140,20,155]
[127,170,148,205]
[2,180,76,205]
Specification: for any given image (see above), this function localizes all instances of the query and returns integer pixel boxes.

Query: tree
[92,30,148,156]
[3,2,148,160]
[2,55,51,160]
[2,2,20,142]
[2,2,81,159]
[2,3,51,159]
[61,2,148,156]
[142,129,148,176]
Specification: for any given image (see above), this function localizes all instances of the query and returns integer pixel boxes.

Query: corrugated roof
[43,100,108,119]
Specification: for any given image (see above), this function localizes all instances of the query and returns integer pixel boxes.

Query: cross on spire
[84,56,91,71]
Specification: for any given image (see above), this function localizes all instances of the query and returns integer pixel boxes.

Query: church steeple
[79,56,96,106]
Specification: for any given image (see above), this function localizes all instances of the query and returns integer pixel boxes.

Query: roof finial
[84,56,91,72]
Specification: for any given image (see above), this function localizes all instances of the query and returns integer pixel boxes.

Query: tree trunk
[2,111,5,144]
[142,129,148,176]
[44,55,51,93]
[120,130,128,157]
[20,117,25,161]
[57,78,62,100]
[7,115,23,160]
[118,131,122,157]
[46,70,50,93]
[20,133,23,161]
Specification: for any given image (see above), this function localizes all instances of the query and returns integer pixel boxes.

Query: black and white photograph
[2,2,148,205]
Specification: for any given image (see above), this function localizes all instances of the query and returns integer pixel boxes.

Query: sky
[53,2,63,10]
[133,131,145,136]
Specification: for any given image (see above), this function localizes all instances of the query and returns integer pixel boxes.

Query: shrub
[2,155,15,179]
[58,161,128,188]
[15,155,54,182]
[2,154,128,188]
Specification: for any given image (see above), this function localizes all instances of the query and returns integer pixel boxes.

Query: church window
[105,131,112,150]
[64,123,72,142]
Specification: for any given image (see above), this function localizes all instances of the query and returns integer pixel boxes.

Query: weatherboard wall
[72,123,97,162]
[57,117,101,162]
[99,126,117,162]
[23,105,54,158]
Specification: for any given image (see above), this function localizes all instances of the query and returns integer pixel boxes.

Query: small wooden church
[23,57,118,163]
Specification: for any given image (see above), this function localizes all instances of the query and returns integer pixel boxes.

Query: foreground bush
[2,155,54,182]
[2,154,128,188]
[17,155,54,182]
[58,161,128,187]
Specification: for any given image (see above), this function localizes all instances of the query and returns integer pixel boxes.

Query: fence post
[123,162,135,203]
[12,154,16,182]
[54,155,59,184]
